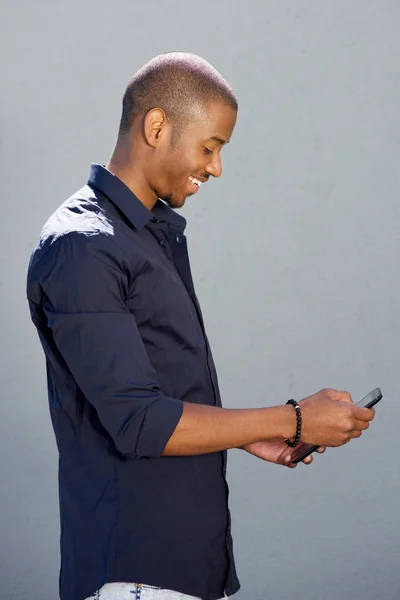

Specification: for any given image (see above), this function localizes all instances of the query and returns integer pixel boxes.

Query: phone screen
[356,387,382,409]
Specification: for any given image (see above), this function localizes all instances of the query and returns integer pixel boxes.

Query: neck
[106,137,158,210]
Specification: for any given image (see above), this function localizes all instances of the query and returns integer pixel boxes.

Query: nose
[205,152,222,178]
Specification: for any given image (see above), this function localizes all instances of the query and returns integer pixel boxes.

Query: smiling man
[107,56,235,210]
[26,52,375,600]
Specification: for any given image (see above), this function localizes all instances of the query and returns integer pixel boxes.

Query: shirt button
[159,239,166,247]
[175,235,180,243]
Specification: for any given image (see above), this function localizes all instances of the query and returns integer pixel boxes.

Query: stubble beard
[163,193,185,210]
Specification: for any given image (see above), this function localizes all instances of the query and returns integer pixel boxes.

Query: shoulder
[28,187,129,279]
[39,185,114,249]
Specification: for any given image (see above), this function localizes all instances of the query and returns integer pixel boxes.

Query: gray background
[1,1,399,599]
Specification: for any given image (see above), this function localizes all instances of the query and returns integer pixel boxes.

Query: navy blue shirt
[26,164,240,600]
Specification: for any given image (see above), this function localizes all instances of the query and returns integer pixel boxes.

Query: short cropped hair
[118,52,238,146]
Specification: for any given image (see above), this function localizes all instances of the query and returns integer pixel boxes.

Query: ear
[144,108,169,148]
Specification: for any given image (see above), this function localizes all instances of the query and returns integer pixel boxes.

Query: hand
[241,439,326,469]
[298,388,375,447]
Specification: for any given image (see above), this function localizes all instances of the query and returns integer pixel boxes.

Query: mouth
[188,175,203,194]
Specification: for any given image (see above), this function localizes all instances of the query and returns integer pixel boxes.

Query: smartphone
[291,387,382,464]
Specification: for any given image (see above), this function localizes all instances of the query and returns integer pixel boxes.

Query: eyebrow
[208,136,230,145]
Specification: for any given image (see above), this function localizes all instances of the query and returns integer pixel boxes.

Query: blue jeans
[85,582,229,600]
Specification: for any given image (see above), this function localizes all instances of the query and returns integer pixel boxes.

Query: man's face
[152,102,237,209]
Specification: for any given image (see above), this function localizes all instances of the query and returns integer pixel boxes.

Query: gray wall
[1,1,399,599]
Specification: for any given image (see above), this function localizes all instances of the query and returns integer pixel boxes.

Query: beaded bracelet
[284,399,302,448]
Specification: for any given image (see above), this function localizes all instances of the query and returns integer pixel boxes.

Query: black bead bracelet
[285,399,302,448]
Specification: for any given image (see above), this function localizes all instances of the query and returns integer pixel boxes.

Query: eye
[203,147,213,155]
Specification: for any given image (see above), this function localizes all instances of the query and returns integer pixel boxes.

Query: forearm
[162,401,296,456]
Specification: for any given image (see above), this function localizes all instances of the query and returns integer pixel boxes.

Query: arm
[163,388,375,456]
[40,233,374,459]
[162,402,295,455]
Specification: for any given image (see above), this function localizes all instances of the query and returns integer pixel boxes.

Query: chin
[163,194,186,210]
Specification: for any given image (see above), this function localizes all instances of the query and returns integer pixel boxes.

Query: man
[26,52,375,600]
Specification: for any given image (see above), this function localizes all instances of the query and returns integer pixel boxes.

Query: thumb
[276,447,291,466]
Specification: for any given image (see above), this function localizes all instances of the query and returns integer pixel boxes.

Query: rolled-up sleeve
[40,231,183,458]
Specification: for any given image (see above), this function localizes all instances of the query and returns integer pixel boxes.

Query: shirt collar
[87,164,187,233]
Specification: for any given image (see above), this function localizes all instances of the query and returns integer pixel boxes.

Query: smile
[188,176,202,188]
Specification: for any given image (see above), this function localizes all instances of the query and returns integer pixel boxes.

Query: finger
[302,455,313,465]
[316,446,326,454]
[353,406,375,421]
[353,418,371,431]
[349,429,363,439]
[284,455,297,469]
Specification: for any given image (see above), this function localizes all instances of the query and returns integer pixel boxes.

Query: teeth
[189,176,201,187]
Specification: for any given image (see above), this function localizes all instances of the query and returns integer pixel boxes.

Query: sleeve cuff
[135,396,184,458]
